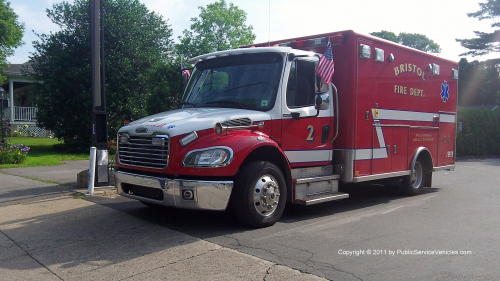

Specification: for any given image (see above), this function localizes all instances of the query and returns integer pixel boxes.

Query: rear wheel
[232,161,287,228]
[403,158,425,196]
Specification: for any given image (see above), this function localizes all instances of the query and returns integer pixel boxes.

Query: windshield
[181,53,283,111]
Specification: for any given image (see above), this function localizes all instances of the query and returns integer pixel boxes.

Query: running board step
[294,192,349,206]
[294,174,340,201]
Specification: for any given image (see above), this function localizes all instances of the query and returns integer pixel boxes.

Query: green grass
[0,137,89,168]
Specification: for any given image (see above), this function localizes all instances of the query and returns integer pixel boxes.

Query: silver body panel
[291,165,334,179]
[294,175,340,200]
[115,171,233,211]
[332,149,355,182]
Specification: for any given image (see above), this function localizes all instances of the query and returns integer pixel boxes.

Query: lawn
[0,137,89,168]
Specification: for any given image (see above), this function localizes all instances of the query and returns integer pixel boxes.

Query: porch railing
[14,106,38,121]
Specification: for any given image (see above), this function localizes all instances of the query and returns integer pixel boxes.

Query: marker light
[119,135,129,144]
[452,69,459,80]
[291,40,307,48]
[151,137,166,147]
[328,34,344,44]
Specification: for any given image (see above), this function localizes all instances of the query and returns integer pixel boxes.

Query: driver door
[281,57,334,168]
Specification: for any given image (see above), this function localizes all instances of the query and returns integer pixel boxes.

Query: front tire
[403,158,425,196]
[232,161,287,228]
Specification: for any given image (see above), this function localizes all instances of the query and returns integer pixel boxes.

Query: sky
[8,0,498,64]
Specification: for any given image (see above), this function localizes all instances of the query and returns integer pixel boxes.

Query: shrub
[456,108,500,156]
[0,143,30,164]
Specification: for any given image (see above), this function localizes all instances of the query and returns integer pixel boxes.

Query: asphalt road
[88,158,500,280]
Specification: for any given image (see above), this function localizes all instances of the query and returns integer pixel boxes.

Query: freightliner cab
[114,30,458,228]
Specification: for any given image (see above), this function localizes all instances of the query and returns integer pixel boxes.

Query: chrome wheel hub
[411,162,423,188]
[253,175,280,217]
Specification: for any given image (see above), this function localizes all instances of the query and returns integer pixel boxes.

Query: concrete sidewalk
[0,161,325,280]
[0,160,89,207]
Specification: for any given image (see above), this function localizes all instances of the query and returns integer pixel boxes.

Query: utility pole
[89,0,109,191]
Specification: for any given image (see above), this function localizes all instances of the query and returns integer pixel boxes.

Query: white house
[1,62,49,137]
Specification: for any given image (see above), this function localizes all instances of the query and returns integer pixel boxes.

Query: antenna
[268,0,271,47]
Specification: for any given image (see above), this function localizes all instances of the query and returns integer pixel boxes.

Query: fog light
[182,189,194,200]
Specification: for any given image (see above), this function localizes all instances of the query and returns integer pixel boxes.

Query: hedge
[456,108,500,157]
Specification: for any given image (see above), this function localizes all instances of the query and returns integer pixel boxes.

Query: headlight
[183,147,233,167]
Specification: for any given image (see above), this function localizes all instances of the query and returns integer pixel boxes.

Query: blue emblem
[167,125,175,129]
[440,81,449,102]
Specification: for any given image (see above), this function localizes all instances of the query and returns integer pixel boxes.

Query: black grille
[121,183,164,201]
[221,118,252,127]
[118,136,169,169]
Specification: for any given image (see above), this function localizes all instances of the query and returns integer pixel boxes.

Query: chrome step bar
[294,192,349,206]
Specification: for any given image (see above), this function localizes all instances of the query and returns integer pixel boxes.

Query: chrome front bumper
[115,171,233,211]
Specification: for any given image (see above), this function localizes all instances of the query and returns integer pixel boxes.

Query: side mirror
[315,93,330,110]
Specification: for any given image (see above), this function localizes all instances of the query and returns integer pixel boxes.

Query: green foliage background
[0,0,25,83]
[369,30,441,53]
[176,0,256,59]
[28,0,173,152]
[457,108,500,157]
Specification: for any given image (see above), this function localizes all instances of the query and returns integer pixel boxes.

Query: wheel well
[414,148,433,187]
[240,146,292,202]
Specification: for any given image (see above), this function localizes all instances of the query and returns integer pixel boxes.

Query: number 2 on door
[307,125,315,142]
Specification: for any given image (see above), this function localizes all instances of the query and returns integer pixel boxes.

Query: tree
[0,0,24,83]
[176,0,256,59]
[456,0,500,57]
[370,31,441,53]
[145,60,182,115]
[369,30,398,43]
[28,0,173,152]
[457,58,500,106]
[398,33,441,53]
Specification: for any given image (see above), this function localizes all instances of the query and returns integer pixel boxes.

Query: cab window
[286,58,317,108]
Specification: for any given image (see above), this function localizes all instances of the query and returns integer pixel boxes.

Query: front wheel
[402,159,425,196]
[232,161,287,228]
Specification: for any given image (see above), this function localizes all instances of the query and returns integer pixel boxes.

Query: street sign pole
[90,0,109,190]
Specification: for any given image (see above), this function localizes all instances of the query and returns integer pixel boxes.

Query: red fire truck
[114,30,458,228]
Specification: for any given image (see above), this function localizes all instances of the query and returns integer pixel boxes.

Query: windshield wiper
[205,99,248,109]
